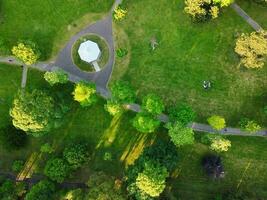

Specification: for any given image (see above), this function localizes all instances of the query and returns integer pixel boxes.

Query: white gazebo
[78,40,101,72]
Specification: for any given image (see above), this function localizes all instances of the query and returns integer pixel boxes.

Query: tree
[104,100,124,116]
[40,143,54,154]
[72,81,97,107]
[10,90,60,135]
[44,158,70,183]
[135,161,169,198]
[25,180,55,200]
[168,104,196,125]
[113,6,127,21]
[165,122,195,147]
[64,189,85,200]
[63,143,90,169]
[142,94,164,115]
[110,80,136,103]
[12,41,40,65]
[44,69,68,86]
[86,171,126,200]
[12,160,24,173]
[132,112,160,133]
[0,180,16,200]
[0,125,28,150]
[210,137,231,152]
[239,118,261,133]
[235,31,267,69]
[207,115,226,130]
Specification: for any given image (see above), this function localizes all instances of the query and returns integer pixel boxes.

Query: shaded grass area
[72,34,109,72]
[236,0,267,29]
[112,0,267,127]
[0,0,114,60]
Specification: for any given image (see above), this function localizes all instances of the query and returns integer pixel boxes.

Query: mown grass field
[111,0,267,127]
[0,0,114,60]
[0,64,266,199]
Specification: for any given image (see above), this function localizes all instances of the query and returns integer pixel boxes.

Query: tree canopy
[10,90,60,135]
[104,100,124,116]
[72,81,97,107]
[207,115,226,130]
[235,31,267,69]
[142,93,164,116]
[25,180,55,200]
[210,137,231,152]
[168,104,196,125]
[44,158,70,183]
[132,112,160,133]
[44,69,69,86]
[110,80,136,103]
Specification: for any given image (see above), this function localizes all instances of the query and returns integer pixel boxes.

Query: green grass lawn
[111,0,267,127]
[0,65,266,199]
[0,0,114,60]
[237,0,267,29]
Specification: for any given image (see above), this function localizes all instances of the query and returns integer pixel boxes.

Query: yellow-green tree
[207,115,226,130]
[12,42,39,65]
[72,81,97,107]
[235,31,267,69]
[210,137,231,152]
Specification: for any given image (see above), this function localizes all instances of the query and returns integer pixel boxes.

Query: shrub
[44,158,70,183]
[72,81,97,107]
[168,104,196,125]
[239,118,261,133]
[200,134,218,145]
[235,31,267,69]
[132,112,160,133]
[12,41,40,65]
[63,143,90,169]
[116,48,128,58]
[25,180,55,200]
[0,125,27,150]
[111,80,136,103]
[207,115,226,130]
[113,6,127,21]
[135,161,169,198]
[104,100,124,116]
[210,137,231,152]
[44,69,68,86]
[12,160,24,173]
[142,93,164,115]
[40,143,54,154]
[10,90,63,135]
[103,152,113,161]
[166,122,195,147]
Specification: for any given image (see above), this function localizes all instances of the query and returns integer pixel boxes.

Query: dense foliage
[132,112,160,133]
[10,90,63,135]
[104,100,124,116]
[168,104,196,125]
[12,160,24,173]
[142,93,164,115]
[40,143,54,154]
[166,122,195,147]
[73,81,97,107]
[44,69,69,86]
[184,0,233,21]
[235,31,267,69]
[110,81,136,103]
[63,143,90,169]
[11,41,40,65]
[239,118,261,133]
[0,125,28,150]
[44,158,70,183]
[210,137,231,152]
[25,180,55,200]
[207,115,226,130]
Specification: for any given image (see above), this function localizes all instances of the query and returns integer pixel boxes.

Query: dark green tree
[132,112,160,133]
[25,180,55,200]
[168,104,196,125]
[110,80,136,103]
[44,158,70,183]
[142,93,164,115]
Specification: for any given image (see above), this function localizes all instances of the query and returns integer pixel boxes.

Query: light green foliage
[110,80,136,103]
[207,115,226,130]
[104,100,124,116]
[25,180,55,200]
[40,143,54,154]
[11,41,40,65]
[142,93,164,115]
[239,118,261,133]
[63,143,90,169]
[168,104,196,125]
[235,31,267,69]
[210,137,231,152]
[10,90,59,135]
[166,122,195,147]
[73,81,97,107]
[136,161,169,198]
[44,69,68,86]
[64,189,85,200]
[12,160,24,173]
[132,112,160,133]
[44,158,70,183]
[86,171,125,200]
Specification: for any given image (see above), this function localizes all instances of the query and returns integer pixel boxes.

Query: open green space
[0,0,114,60]
[72,34,109,72]
[0,64,267,199]
[112,0,267,127]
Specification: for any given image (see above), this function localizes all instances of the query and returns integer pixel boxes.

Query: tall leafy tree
[142,93,164,116]
[73,81,97,107]
[44,69,69,86]
[110,80,136,103]
[25,180,55,200]
[207,115,226,130]
[132,112,160,133]
[168,104,196,125]
[10,90,60,135]
[44,158,70,183]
